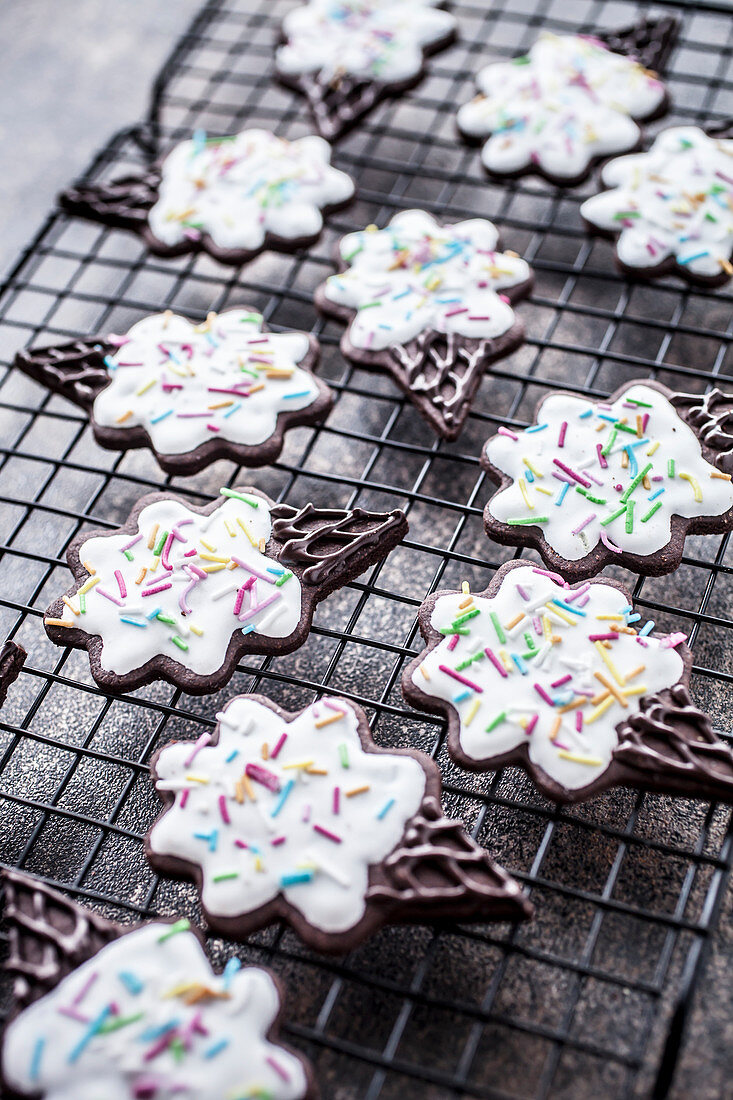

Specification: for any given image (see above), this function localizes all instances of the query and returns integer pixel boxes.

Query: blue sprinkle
[556,482,570,506]
[68,1006,111,1064]
[626,613,642,624]
[146,607,162,620]
[597,413,618,423]
[29,1037,45,1082]
[511,653,529,675]
[223,402,242,418]
[120,616,147,628]
[222,957,242,990]
[280,871,314,887]
[225,749,239,763]
[678,251,709,265]
[552,598,586,617]
[118,971,144,996]
[377,798,395,820]
[271,778,295,818]
[639,620,655,636]
[267,566,285,575]
[453,689,471,702]
[103,355,117,372]
[525,423,548,433]
[205,1039,230,1059]
[648,488,665,500]
[579,408,594,419]
[194,829,218,852]
[525,470,535,484]
[392,288,411,300]
[241,624,256,635]
[140,1018,181,1041]
[284,390,313,399]
[151,409,174,424]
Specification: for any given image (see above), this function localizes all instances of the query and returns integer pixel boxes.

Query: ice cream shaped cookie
[402,561,733,804]
[315,209,533,439]
[43,487,408,694]
[276,0,457,140]
[482,381,733,580]
[146,694,532,952]
[14,309,331,475]
[60,128,355,265]
[0,870,314,1100]
[581,125,733,286]
[457,18,677,185]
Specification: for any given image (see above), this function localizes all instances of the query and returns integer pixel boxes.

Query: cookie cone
[368,795,533,923]
[1,870,118,1011]
[60,169,162,232]
[671,388,733,474]
[14,338,115,412]
[614,685,733,801]
[0,642,25,707]
[270,501,408,590]
[292,71,384,142]
[598,14,679,72]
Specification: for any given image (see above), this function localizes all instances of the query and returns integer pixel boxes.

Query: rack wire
[1,0,732,1096]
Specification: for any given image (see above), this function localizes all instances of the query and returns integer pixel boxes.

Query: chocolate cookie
[60,128,355,265]
[314,209,533,440]
[15,308,332,475]
[43,488,408,694]
[580,124,733,286]
[402,561,733,804]
[481,380,733,581]
[0,869,315,1099]
[146,693,532,952]
[0,640,25,707]
[275,0,457,141]
[457,17,678,186]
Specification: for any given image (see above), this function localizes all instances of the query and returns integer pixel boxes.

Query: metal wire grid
[1,0,733,1096]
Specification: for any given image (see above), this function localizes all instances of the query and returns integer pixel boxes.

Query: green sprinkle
[79,592,86,614]
[624,398,653,408]
[239,313,261,322]
[338,743,349,769]
[220,487,258,507]
[613,210,641,220]
[439,626,470,636]
[123,549,134,561]
[452,608,480,627]
[576,488,607,505]
[456,651,485,671]
[275,571,293,587]
[615,422,639,436]
[521,650,539,661]
[486,711,506,732]
[621,463,653,503]
[170,635,189,651]
[600,503,627,527]
[523,631,537,652]
[506,516,549,525]
[668,459,675,477]
[625,500,635,534]
[358,300,382,310]
[490,611,506,644]
[158,919,191,942]
[156,613,177,626]
[153,530,168,556]
[99,1012,144,1034]
[641,501,663,522]
[213,871,239,882]
[342,245,364,263]
[512,55,530,65]
[601,428,618,456]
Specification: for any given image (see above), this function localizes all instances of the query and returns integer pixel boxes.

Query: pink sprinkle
[302,804,311,823]
[161,532,176,571]
[498,293,511,304]
[314,823,342,844]
[498,426,519,440]
[266,1056,291,1083]
[553,458,591,488]
[447,633,460,651]
[516,584,530,601]
[551,674,572,688]
[72,971,98,1006]
[114,570,127,598]
[96,587,124,606]
[245,763,281,792]
[553,740,571,751]
[323,698,346,712]
[107,334,130,347]
[270,732,287,759]
[564,583,590,603]
[233,583,249,617]
[534,683,555,707]
[438,664,483,692]
[180,789,189,809]
[576,712,583,732]
[445,306,469,317]
[141,581,173,597]
[218,794,231,824]
[207,424,220,432]
[468,315,490,321]
[577,593,590,608]
[333,786,340,814]
[185,563,207,580]
[525,714,538,736]
[184,732,211,767]
[642,413,650,432]
[171,518,193,542]
[484,648,507,678]
[558,421,567,448]
[532,567,568,587]
[532,616,543,636]
[184,548,197,557]
[234,839,248,849]
[238,591,281,623]
[571,513,596,536]
[600,532,622,554]
[589,633,617,641]
[231,557,277,584]
[660,631,687,650]
[271,836,286,846]
[121,534,143,551]
[58,1006,91,1023]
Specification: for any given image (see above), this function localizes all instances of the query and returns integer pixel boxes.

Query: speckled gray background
[0,1,732,1098]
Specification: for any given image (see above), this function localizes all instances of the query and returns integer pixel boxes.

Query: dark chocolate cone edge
[0,642,25,708]
[597,14,679,74]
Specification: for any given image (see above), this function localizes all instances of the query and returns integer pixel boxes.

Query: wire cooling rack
[1,0,732,1096]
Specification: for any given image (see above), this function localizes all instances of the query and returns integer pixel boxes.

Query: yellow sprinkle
[594,642,625,686]
[135,378,156,396]
[465,698,481,726]
[556,751,604,766]
[544,602,576,626]
[149,557,160,574]
[420,664,430,680]
[314,711,345,729]
[237,517,257,547]
[82,560,96,575]
[594,670,627,707]
[585,696,616,724]
[282,759,315,771]
[522,457,544,479]
[258,538,266,553]
[519,478,534,510]
[199,553,230,563]
[345,785,370,797]
[461,580,470,595]
[202,564,227,574]
[45,617,74,628]
[621,684,647,697]
[254,857,264,873]
[621,450,629,469]
[162,309,173,329]
[147,523,159,550]
[62,596,80,616]
[536,486,553,496]
[636,415,643,438]
[265,369,294,379]
[201,539,216,552]
[78,576,100,595]
[224,520,236,538]
[189,625,204,636]
[116,410,134,424]
[185,774,209,784]
[499,648,513,673]
[596,614,624,621]
[208,400,233,410]
[646,441,660,456]
[247,383,265,395]
[549,715,562,741]
[720,257,733,276]
[710,470,732,480]
[679,471,703,502]
[542,614,552,640]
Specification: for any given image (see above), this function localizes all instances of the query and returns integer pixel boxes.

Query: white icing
[321,209,531,350]
[149,697,426,933]
[147,129,355,252]
[56,495,302,677]
[276,0,456,84]
[413,565,685,791]
[580,126,733,280]
[93,310,321,457]
[486,383,733,561]
[457,32,667,181]
[2,923,308,1100]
